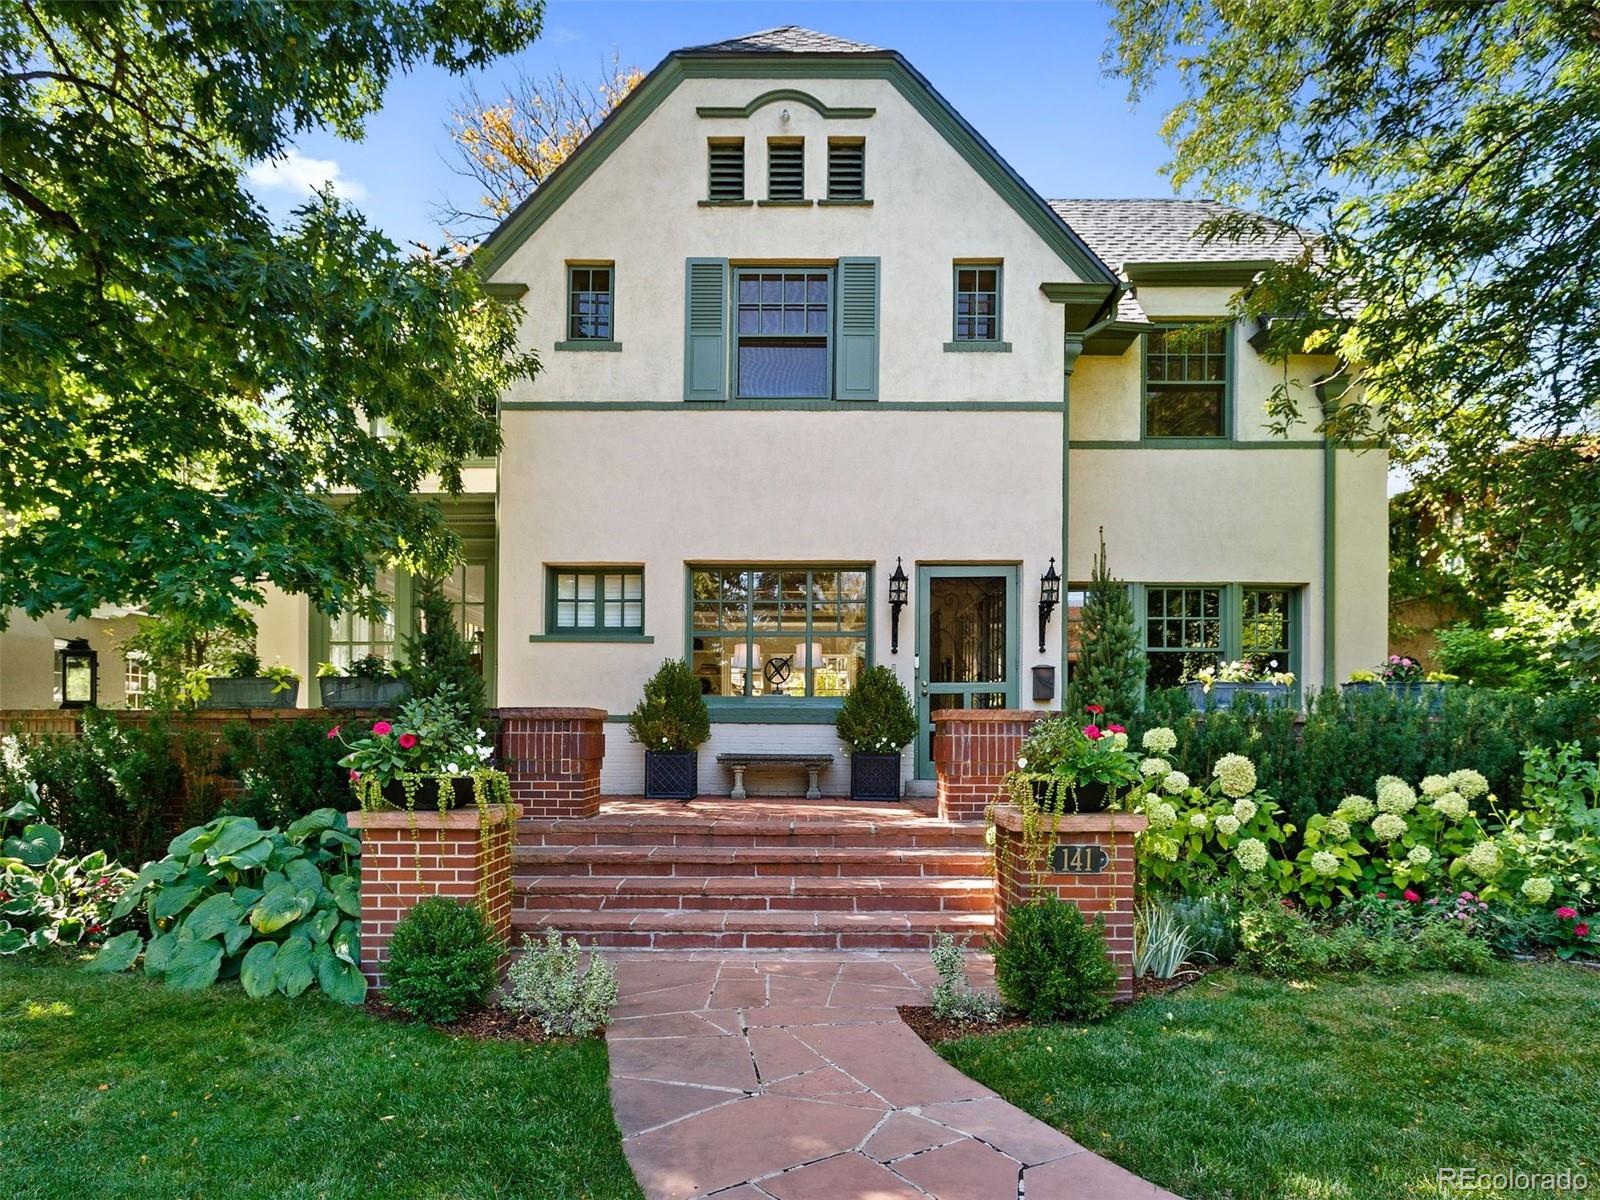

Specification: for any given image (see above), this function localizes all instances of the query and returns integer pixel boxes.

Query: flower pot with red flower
[1005,706,1141,816]
[336,683,508,815]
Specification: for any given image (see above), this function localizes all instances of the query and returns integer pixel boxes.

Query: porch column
[496,707,607,819]
[931,708,1040,822]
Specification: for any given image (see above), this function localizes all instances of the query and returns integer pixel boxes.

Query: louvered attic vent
[708,140,744,201]
[827,140,865,200]
[767,140,804,200]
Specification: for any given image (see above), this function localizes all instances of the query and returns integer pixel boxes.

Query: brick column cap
[990,803,1148,835]
[494,706,607,720]
[348,803,521,831]
[930,709,1042,724]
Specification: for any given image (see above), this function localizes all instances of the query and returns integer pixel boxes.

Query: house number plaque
[1049,844,1108,874]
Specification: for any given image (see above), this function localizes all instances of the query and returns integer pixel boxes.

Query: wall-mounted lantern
[1038,558,1061,654]
[58,637,99,709]
[888,557,909,654]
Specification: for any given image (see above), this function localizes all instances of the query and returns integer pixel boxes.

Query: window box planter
[377,774,482,811]
[850,752,901,801]
[320,677,411,710]
[1025,776,1113,814]
[1184,681,1293,711]
[1343,681,1448,712]
[645,750,698,801]
[200,678,299,709]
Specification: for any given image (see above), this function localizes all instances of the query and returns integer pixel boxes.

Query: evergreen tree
[1065,532,1146,724]
[403,579,488,723]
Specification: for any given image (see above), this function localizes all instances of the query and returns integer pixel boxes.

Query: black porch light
[888,557,909,654]
[59,637,99,709]
[1038,558,1061,654]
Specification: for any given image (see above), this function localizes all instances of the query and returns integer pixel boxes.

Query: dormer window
[827,139,865,200]
[707,139,744,201]
[767,139,804,200]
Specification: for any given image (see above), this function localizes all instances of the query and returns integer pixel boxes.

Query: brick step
[514,843,992,879]
[513,873,995,913]
[517,819,981,850]
[512,907,995,951]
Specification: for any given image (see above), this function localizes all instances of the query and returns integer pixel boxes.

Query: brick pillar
[347,803,520,991]
[931,709,1040,822]
[991,807,1147,1002]
[495,707,606,819]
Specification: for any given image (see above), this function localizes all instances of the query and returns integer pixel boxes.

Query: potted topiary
[627,659,710,801]
[1182,659,1295,710]
[318,654,411,710]
[1006,708,1140,814]
[200,651,300,709]
[834,665,917,801]
[337,683,503,812]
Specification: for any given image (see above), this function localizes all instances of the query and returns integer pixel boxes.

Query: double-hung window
[736,269,830,399]
[1144,324,1229,438]
[327,565,400,671]
[953,264,1002,342]
[690,567,868,702]
[567,265,614,341]
[548,568,644,636]
[1141,584,1298,690]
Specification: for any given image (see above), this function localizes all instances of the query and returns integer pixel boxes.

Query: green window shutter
[834,257,879,401]
[683,258,729,401]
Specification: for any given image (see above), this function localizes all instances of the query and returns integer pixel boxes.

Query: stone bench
[716,752,835,800]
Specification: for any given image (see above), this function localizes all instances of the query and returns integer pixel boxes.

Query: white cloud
[246,148,367,202]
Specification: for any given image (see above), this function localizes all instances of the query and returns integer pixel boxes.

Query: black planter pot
[850,752,902,801]
[645,750,698,800]
[319,677,411,710]
[1028,776,1112,814]
[380,775,479,810]
[200,677,299,709]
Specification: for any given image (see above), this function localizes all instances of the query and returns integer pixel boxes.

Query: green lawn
[0,956,641,1200]
[939,966,1600,1200]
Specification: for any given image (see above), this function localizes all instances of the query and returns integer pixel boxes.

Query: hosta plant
[88,809,366,1003]
[1,788,133,954]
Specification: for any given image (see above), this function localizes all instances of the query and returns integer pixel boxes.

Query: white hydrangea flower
[1449,769,1489,801]
[1233,837,1268,872]
[1371,812,1407,842]
[1142,726,1178,755]
[1231,797,1258,825]
[1462,841,1502,875]
[1139,757,1171,778]
[1431,792,1469,821]
[1162,771,1191,795]
[1375,778,1418,814]
[1335,794,1375,823]
[1111,731,1129,751]
[1521,876,1554,905]
[1311,850,1340,876]
[1419,774,1451,797]
[1324,816,1352,842]
[1144,800,1178,831]
[1406,845,1433,866]
[1153,837,1180,861]
[1214,814,1241,837]
[1189,811,1208,831]
[1213,754,1257,798]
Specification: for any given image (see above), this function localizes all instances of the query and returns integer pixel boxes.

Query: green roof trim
[1123,260,1279,286]
[1039,281,1121,332]
[482,282,528,300]
[472,51,1117,285]
[696,88,876,119]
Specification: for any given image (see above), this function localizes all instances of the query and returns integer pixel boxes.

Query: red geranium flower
[1082,724,1103,740]
[1106,724,1126,735]
[398,732,418,749]
[327,725,341,740]
[348,769,360,782]
[1576,923,1591,938]
[1084,704,1104,715]
[1557,906,1579,919]
[372,720,393,736]
[1403,889,1421,903]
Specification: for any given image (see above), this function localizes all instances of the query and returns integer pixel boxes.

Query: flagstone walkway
[606,953,1178,1200]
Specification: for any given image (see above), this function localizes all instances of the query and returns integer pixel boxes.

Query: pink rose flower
[1557,906,1578,920]
[1403,889,1421,903]
[372,720,393,736]
[398,732,418,749]
[1082,724,1103,740]
[327,725,341,740]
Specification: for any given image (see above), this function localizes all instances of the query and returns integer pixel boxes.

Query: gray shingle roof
[680,27,883,55]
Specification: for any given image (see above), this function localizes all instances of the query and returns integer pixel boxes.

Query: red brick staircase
[512,798,994,950]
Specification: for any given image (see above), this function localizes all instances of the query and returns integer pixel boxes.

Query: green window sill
[757,199,814,207]
[554,340,622,352]
[819,198,872,207]
[943,341,1012,353]
[528,632,654,643]
[698,198,753,207]
[704,698,845,724]
[1139,436,1233,448]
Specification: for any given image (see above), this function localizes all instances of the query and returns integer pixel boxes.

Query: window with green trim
[953,264,1001,342]
[327,565,399,670]
[736,269,830,398]
[548,568,642,635]
[1143,584,1298,689]
[690,567,868,700]
[1144,324,1228,437]
[1242,588,1293,677]
[567,265,613,341]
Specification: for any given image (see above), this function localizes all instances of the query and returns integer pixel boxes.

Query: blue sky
[244,0,1185,249]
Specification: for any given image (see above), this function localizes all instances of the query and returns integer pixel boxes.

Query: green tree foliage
[993,895,1117,1022]
[1108,0,1600,600]
[0,2,543,632]
[402,580,488,724]
[626,659,711,752]
[1437,587,1600,692]
[1066,533,1145,723]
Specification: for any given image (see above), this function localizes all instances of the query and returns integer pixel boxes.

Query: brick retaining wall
[931,709,1041,822]
[496,708,606,819]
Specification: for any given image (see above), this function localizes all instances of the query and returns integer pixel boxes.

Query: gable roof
[471,28,1116,286]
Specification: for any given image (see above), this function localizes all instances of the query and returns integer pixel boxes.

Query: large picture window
[1144,324,1229,438]
[736,269,830,399]
[690,567,868,701]
[1141,584,1298,690]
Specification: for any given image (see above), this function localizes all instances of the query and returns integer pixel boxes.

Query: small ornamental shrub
[993,895,1117,1022]
[929,932,1001,1025]
[835,665,917,754]
[1168,894,1237,963]
[404,578,489,724]
[503,928,618,1036]
[385,897,501,1023]
[627,659,710,753]
[1236,902,1320,977]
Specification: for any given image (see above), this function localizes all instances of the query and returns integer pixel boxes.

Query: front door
[914,565,1020,779]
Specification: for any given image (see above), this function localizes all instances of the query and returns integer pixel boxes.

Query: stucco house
[1,27,1387,798]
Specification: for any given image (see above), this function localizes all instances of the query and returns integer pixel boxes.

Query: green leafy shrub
[222,716,369,828]
[626,659,710,753]
[1,788,133,954]
[835,665,917,753]
[1236,902,1320,976]
[1167,894,1237,963]
[403,579,488,724]
[929,932,1002,1025]
[503,928,618,1036]
[88,809,365,1003]
[1237,896,1497,978]
[992,895,1117,1022]
[386,897,502,1023]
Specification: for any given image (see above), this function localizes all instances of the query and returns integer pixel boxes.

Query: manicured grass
[939,966,1600,1200]
[0,955,641,1200]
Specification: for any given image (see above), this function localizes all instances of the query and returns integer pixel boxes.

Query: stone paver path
[606,953,1179,1200]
